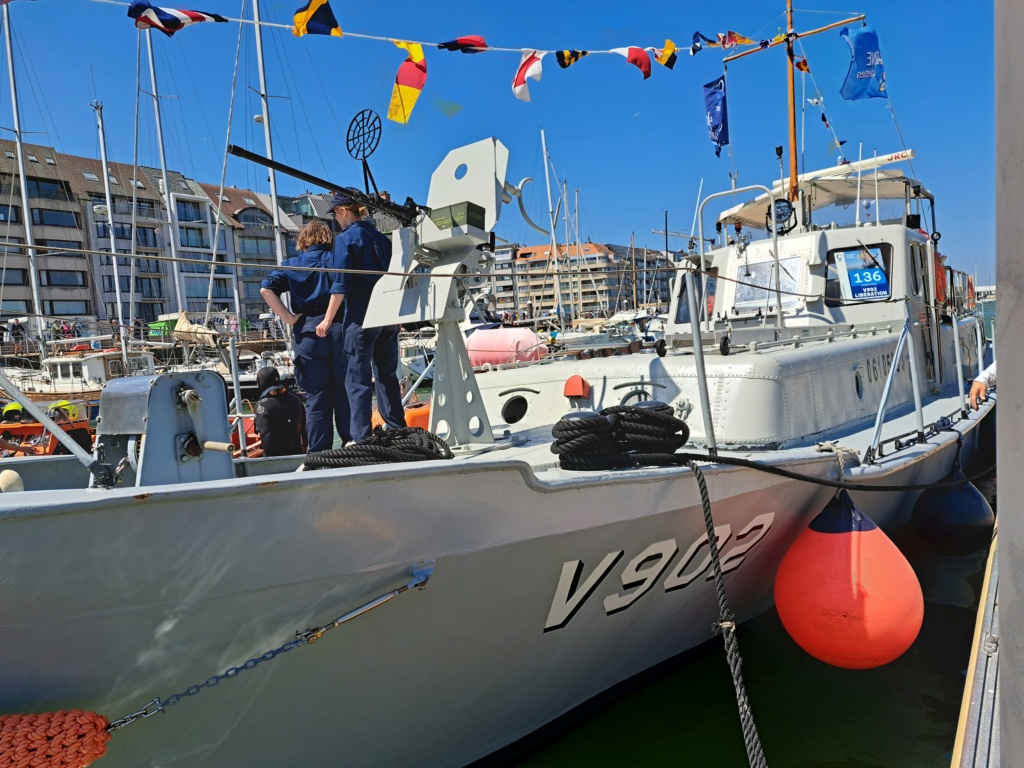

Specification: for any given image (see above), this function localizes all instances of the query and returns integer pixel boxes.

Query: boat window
[674,269,717,324]
[501,395,528,424]
[731,257,802,313]
[71,363,82,378]
[108,360,125,378]
[825,243,893,305]
[909,243,921,295]
[58,363,71,379]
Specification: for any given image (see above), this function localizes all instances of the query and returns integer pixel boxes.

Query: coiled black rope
[550,402,690,471]
[303,427,453,470]
[551,405,989,491]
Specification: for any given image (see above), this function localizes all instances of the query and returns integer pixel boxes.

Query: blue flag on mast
[703,75,729,157]
[839,26,887,100]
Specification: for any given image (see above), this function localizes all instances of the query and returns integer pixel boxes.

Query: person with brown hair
[319,188,406,441]
[260,218,350,452]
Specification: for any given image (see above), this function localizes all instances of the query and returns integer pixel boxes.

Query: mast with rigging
[3,4,45,345]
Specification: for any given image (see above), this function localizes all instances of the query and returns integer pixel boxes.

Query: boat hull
[0,432,972,767]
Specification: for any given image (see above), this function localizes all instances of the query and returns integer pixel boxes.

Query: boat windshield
[731,256,802,313]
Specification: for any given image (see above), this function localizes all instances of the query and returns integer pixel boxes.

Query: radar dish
[347,110,382,161]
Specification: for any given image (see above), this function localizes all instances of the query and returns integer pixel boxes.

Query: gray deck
[953,534,1000,768]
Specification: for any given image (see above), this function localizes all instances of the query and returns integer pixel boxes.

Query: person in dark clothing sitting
[253,366,307,456]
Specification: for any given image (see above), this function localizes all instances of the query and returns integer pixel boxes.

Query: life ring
[967,276,976,310]
[934,254,947,305]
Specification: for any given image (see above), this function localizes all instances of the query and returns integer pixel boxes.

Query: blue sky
[1,0,995,282]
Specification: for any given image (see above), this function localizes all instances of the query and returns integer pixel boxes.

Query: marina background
[2,1,994,277]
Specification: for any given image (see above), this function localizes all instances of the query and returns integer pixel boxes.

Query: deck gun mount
[363,137,513,448]
[91,371,234,487]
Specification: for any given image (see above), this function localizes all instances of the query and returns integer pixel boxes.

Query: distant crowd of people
[256,189,405,456]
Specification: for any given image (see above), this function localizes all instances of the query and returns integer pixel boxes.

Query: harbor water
[513,474,996,768]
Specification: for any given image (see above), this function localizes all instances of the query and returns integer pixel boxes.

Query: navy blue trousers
[294,315,349,452]
[345,324,407,441]
[372,325,406,430]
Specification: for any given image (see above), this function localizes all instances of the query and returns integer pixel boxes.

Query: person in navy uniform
[260,219,350,452]
[253,366,307,456]
[319,189,406,441]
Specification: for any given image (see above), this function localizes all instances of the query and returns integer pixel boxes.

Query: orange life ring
[934,254,947,305]
[966,276,976,310]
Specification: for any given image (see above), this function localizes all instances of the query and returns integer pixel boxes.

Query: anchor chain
[107,562,434,732]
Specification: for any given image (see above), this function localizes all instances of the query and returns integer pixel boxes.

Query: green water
[516,477,994,768]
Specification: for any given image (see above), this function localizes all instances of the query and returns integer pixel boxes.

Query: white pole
[540,129,562,329]
[873,147,880,226]
[92,102,130,370]
[145,30,185,311]
[251,0,286,268]
[855,142,863,227]
[3,5,45,345]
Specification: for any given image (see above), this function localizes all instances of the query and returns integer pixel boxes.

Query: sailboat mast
[785,0,799,202]
[3,5,45,343]
[540,129,562,328]
[144,30,186,311]
[92,101,130,369]
[252,0,285,268]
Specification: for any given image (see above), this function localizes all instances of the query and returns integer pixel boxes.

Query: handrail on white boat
[697,183,782,334]
[864,302,927,463]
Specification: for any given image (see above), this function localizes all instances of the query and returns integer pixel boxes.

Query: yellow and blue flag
[292,0,342,37]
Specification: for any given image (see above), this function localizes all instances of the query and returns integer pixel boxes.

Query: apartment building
[491,242,674,318]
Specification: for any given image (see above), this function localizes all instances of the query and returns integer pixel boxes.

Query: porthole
[854,368,865,399]
[501,395,528,424]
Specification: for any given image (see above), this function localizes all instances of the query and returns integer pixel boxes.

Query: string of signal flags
[109,0,889,155]
[117,0,785,122]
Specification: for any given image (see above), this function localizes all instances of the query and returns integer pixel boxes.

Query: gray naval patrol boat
[0,138,993,767]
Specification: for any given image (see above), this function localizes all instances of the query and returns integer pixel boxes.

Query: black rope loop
[303,426,453,469]
[550,403,691,471]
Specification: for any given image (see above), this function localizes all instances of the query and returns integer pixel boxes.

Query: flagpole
[3,4,46,345]
[251,0,285,270]
[785,0,799,202]
[145,29,186,312]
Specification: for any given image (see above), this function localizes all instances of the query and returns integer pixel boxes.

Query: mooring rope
[302,426,453,469]
[689,461,768,768]
[551,407,985,492]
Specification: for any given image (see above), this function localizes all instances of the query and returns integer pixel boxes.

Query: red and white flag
[611,47,651,80]
[512,50,544,102]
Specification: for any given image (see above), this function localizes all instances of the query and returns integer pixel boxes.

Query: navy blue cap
[326,187,362,212]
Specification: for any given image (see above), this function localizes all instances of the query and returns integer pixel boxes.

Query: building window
[180,227,208,248]
[0,205,20,223]
[177,179,190,191]
[27,154,37,163]
[0,267,26,286]
[1,299,31,313]
[33,208,79,227]
[135,227,158,248]
[43,300,90,315]
[3,151,14,160]
[237,236,274,256]
[40,270,88,287]
[45,157,56,166]
[185,277,232,299]
[176,200,203,222]
[108,175,120,186]
[129,177,145,189]
[82,171,99,182]
[136,200,156,218]
[237,208,273,226]
[38,239,83,257]
[244,197,256,205]
[96,222,134,240]
[27,179,71,201]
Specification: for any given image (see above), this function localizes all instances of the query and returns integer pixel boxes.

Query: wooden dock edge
[951,527,1000,768]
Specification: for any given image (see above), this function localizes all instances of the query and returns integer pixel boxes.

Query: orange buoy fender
[774,490,924,669]
[0,710,110,768]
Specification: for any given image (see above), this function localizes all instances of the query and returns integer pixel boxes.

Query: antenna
[346,109,383,196]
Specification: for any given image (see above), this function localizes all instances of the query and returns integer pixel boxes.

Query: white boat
[0,135,994,768]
